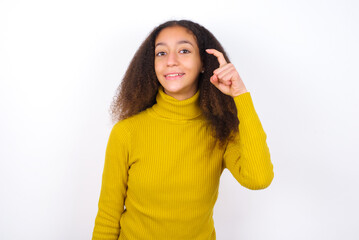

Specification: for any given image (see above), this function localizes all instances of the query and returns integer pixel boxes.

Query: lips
[164,72,185,80]
[165,73,185,77]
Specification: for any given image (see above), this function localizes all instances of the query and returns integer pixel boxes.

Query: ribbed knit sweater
[92,88,274,240]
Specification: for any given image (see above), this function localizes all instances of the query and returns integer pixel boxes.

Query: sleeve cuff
[233,92,258,122]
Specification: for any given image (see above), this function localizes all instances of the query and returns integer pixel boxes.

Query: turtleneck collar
[150,87,202,120]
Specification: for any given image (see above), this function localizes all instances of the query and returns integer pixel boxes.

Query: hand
[206,49,248,97]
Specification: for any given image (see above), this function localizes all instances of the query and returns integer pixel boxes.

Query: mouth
[164,73,185,80]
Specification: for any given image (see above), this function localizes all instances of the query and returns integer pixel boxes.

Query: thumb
[210,75,230,95]
[210,75,220,88]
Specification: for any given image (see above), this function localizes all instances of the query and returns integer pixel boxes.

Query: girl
[92,19,274,240]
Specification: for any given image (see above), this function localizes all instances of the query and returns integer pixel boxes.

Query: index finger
[206,49,227,67]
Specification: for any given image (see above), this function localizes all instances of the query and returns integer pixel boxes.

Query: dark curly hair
[111,19,239,146]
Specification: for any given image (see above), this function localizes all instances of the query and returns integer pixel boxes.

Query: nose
[166,52,178,66]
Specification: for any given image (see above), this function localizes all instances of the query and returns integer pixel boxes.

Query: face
[154,26,203,100]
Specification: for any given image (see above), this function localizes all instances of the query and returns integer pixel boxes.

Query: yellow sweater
[92,88,274,240]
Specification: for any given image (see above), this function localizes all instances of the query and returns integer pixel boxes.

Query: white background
[1,0,358,239]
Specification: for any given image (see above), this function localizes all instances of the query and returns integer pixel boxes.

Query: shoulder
[112,109,151,134]
[108,110,151,152]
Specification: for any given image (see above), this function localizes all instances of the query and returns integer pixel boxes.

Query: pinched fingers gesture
[206,49,247,97]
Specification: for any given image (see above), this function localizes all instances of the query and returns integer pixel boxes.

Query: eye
[180,49,190,54]
[156,51,166,57]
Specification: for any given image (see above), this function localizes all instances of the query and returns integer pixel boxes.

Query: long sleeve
[92,123,130,239]
[223,92,274,190]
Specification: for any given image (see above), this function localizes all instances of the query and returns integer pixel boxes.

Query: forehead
[155,26,197,46]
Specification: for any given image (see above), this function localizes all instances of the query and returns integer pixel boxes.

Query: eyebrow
[155,40,194,48]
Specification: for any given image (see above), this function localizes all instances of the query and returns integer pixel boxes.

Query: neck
[162,87,198,101]
[150,87,202,120]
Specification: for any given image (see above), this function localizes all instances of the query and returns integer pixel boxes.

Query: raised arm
[206,49,274,189]
[223,92,274,189]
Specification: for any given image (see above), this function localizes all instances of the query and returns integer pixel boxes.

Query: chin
[160,82,182,92]
[164,87,185,96]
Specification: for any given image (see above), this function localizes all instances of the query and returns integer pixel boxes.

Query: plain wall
[1,0,358,239]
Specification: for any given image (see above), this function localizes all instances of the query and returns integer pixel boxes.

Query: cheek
[184,58,198,70]
[154,60,162,75]
[188,60,202,75]
[190,55,202,69]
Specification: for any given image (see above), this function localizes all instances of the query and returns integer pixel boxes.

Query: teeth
[166,73,183,77]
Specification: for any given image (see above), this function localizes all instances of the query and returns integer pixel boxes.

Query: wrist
[232,88,248,97]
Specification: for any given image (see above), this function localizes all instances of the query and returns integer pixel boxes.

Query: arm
[92,123,130,239]
[206,49,274,190]
[223,92,274,190]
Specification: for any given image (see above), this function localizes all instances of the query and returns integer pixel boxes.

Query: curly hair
[111,20,239,146]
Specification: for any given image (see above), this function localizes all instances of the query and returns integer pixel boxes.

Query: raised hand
[206,49,248,97]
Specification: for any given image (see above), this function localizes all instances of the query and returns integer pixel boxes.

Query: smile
[165,73,185,80]
[165,73,185,77]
